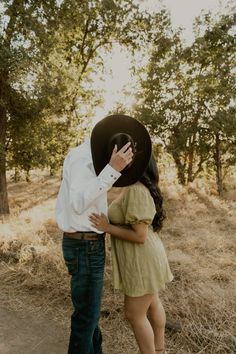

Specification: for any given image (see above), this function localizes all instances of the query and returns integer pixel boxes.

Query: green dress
[108,183,173,297]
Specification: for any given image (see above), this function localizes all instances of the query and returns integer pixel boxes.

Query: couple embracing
[55,114,173,354]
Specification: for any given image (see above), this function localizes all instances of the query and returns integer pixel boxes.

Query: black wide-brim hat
[90,114,152,187]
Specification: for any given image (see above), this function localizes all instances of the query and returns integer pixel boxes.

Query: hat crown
[91,114,152,187]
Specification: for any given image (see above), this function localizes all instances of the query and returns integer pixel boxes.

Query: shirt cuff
[98,164,121,185]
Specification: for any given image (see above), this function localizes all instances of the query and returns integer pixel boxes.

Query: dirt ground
[0,306,68,354]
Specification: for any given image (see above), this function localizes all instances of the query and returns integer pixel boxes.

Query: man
[55,125,134,354]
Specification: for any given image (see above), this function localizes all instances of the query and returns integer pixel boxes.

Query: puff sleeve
[121,185,156,225]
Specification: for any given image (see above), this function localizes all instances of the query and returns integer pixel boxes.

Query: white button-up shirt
[55,138,121,233]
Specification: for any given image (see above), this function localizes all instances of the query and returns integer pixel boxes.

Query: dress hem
[113,276,174,297]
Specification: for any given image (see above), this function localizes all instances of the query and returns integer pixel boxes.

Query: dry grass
[0,171,236,353]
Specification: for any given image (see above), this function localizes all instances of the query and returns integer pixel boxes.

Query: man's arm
[69,142,133,214]
[69,161,120,214]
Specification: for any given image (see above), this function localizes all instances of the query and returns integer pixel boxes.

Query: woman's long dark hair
[139,154,165,232]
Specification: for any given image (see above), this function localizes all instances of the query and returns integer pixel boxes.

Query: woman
[89,137,173,354]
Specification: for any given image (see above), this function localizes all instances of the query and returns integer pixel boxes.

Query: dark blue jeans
[62,233,105,354]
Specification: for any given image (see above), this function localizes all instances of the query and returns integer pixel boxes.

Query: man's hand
[109,142,134,172]
[89,213,110,232]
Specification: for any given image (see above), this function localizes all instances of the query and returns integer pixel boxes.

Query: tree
[189,11,236,194]
[0,0,154,214]
[135,12,203,185]
[0,0,57,213]
[136,9,236,193]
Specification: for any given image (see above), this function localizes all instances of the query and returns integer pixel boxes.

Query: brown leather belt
[64,231,104,240]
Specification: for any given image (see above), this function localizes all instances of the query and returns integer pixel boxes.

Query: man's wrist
[108,162,119,172]
[100,164,121,182]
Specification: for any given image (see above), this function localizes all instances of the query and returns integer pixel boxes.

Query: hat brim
[90,114,152,187]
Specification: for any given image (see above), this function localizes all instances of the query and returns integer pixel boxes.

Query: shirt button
[99,187,102,190]
[111,174,113,177]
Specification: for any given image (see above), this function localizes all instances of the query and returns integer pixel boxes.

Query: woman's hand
[89,213,110,232]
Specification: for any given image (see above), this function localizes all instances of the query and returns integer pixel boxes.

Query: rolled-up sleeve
[69,159,120,214]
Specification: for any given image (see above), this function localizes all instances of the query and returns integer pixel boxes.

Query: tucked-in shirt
[55,138,121,233]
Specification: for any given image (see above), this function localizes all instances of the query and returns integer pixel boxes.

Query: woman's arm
[89,213,148,244]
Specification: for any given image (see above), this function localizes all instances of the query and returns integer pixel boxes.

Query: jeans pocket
[87,239,104,255]
[63,248,78,275]
[87,241,105,275]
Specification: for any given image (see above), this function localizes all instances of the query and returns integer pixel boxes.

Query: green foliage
[0,0,155,212]
[136,8,236,189]
[0,0,152,172]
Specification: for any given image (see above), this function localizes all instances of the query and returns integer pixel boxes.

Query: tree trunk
[0,105,10,214]
[0,0,20,214]
[14,168,21,182]
[0,157,9,214]
[25,170,30,182]
[173,153,186,185]
[50,166,55,176]
[187,134,196,183]
[214,133,224,196]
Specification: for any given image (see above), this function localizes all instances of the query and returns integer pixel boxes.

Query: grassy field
[0,170,235,354]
